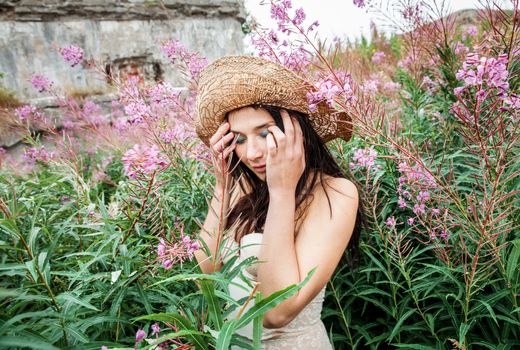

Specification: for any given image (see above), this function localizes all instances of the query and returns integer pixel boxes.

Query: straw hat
[195,55,352,146]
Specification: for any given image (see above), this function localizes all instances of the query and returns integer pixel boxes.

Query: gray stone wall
[0,0,246,100]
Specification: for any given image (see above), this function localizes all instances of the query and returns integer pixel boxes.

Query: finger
[213,132,234,153]
[209,122,230,146]
[268,126,286,149]
[280,109,294,143]
[293,117,304,152]
[222,143,236,160]
[266,132,277,157]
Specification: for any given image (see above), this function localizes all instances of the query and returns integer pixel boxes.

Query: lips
[251,164,266,172]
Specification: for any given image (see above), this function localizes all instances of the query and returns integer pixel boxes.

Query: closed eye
[259,129,270,138]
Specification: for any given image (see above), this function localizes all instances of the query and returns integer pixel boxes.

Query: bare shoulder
[311,176,359,208]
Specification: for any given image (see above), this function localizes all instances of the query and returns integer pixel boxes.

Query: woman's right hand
[209,121,236,194]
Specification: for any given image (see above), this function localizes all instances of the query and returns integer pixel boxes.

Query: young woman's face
[228,107,276,181]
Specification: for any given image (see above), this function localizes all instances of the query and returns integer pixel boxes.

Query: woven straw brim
[195,56,352,146]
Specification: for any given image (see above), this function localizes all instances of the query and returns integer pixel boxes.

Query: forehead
[228,107,274,132]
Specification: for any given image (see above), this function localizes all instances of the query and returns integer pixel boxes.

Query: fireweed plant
[1,0,519,348]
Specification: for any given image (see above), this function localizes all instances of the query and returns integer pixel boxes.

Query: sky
[244,0,513,42]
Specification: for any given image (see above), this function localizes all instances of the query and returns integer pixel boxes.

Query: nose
[246,139,263,162]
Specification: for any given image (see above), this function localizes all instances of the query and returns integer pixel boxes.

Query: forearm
[194,188,230,273]
[257,193,301,325]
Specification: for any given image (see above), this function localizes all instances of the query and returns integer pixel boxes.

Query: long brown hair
[225,105,363,266]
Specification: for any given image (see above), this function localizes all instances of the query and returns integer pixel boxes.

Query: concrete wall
[0,0,246,100]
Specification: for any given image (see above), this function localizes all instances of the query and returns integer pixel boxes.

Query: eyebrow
[230,122,273,134]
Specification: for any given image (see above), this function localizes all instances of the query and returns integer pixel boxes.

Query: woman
[193,56,361,349]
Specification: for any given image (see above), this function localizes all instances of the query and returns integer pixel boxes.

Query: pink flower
[431,208,441,216]
[122,144,168,179]
[160,39,208,79]
[151,323,160,336]
[385,216,396,227]
[15,105,40,121]
[413,203,426,215]
[383,81,400,91]
[456,52,510,97]
[30,74,53,93]
[455,42,469,56]
[163,259,173,270]
[398,197,407,208]
[59,45,84,67]
[307,73,355,112]
[23,146,54,165]
[407,217,414,225]
[101,346,109,350]
[454,87,465,96]
[362,79,379,94]
[371,51,385,64]
[440,230,449,239]
[292,8,306,25]
[353,0,366,8]
[135,329,146,342]
[351,147,378,169]
[417,191,430,202]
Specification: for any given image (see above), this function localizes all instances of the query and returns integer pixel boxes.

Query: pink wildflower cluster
[30,74,53,93]
[118,77,150,124]
[250,0,318,72]
[353,0,367,8]
[455,53,509,98]
[160,123,194,144]
[461,25,478,41]
[371,51,385,64]
[307,72,355,112]
[82,101,109,126]
[157,230,201,269]
[160,39,208,80]
[396,160,440,222]
[15,105,42,122]
[122,144,168,179]
[361,79,379,95]
[59,45,84,67]
[23,146,55,165]
[350,147,378,170]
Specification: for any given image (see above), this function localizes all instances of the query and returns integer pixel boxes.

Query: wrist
[269,189,295,202]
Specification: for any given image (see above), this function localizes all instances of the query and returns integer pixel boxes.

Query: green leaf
[506,239,520,281]
[216,320,237,350]
[387,309,416,342]
[0,336,59,350]
[200,279,223,330]
[252,292,263,349]
[235,268,316,330]
[57,292,100,312]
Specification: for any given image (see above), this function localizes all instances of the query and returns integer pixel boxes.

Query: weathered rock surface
[0,0,246,149]
[0,0,246,100]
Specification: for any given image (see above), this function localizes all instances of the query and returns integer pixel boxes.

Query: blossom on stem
[307,73,355,112]
[151,323,160,336]
[122,144,168,179]
[455,52,509,97]
[59,45,84,67]
[350,147,378,169]
[30,74,53,93]
[23,146,54,165]
[385,216,396,227]
[156,230,201,270]
[160,39,208,79]
[353,0,366,8]
[15,105,42,122]
[371,51,385,64]
[135,329,146,342]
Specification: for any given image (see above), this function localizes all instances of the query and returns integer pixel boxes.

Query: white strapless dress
[223,233,333,350]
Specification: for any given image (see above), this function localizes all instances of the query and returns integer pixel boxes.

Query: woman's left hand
[265,110,305,196]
